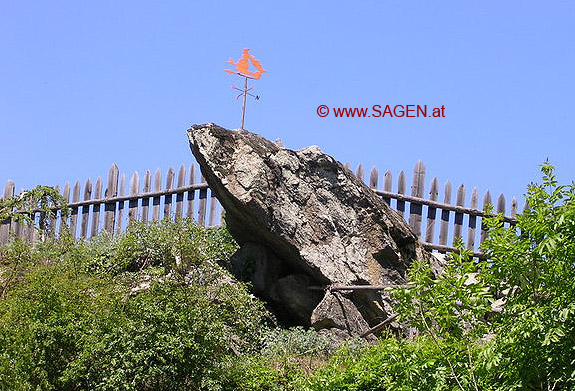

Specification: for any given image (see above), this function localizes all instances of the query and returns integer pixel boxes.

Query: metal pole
[240,76,248,130]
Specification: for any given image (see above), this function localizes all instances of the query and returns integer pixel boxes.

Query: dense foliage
[1,162,574,390]
[479,162,575,389]
[0,219,266,390]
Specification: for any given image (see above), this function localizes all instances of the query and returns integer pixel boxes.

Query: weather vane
[224,48,267,130]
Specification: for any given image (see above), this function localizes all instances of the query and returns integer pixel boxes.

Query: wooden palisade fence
[348,161,520,257]
[1,161,520,256]
[0,164,220,246]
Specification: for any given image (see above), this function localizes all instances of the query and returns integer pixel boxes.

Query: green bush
[0,219,266,391]
[222,355,303,391]
[260,326,333,357]
[220,326,337,390]
[302,336,482,391]
[478,162,575,389]
[83,219,237,275]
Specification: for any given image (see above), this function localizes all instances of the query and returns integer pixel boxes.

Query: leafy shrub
[260,326,333,357]
[0,220,266,391]
[221,327,340,390]
[222,355,303,391]
[302,336,483,391]
[83,219,237,275]
[384,161,575,390]
[478,162,575,389]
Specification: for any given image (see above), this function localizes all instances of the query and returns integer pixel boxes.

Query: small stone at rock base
[311,291,376,342]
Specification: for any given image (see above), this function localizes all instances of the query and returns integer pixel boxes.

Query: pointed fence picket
[128,173,139,225]
[467,188,478,250]
[1,161,519,257]
[424,177,438,244]
[81,179,91,238]
[397,171,406,217]
[408,161,425,236]
[141,171,151,224]
[103,164,119,234]
[175,165,185,219]
[439,181,451,249]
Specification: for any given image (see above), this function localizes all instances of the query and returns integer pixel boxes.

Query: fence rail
[1,161,520,256]
[0,164,221,245]
[347,161,521,256]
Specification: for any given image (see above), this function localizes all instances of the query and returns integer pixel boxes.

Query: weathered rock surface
[187,123,435,338]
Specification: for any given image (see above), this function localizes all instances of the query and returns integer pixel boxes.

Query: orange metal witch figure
[224,49,267,129]
[224,48,267,80]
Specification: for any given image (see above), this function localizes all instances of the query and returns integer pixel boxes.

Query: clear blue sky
[1,1,574,211]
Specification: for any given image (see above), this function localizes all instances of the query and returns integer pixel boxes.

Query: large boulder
[187,123,435,338]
